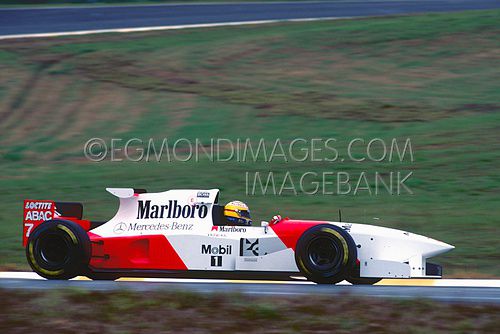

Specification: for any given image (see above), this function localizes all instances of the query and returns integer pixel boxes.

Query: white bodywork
[91,188,454,278]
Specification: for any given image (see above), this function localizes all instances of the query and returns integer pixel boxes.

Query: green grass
[0,10,499,276]
[1,289,500,333]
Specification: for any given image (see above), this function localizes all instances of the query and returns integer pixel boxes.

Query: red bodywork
[87,218,324,271]
[270,219,330,251]
[88,233,187,270]
[23,200,326,272]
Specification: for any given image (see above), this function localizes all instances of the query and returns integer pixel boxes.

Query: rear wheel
[26,220,90,280]
[295,224,357,284]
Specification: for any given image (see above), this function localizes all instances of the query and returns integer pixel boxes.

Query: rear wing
[22,200,83,247]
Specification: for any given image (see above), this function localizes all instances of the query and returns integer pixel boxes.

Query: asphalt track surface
[2,278,500,304]
[1,0,500,37]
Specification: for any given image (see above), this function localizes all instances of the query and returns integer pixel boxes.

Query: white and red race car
[23,188,454,284]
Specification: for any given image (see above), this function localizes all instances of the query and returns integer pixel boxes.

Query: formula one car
[23,188,454,284]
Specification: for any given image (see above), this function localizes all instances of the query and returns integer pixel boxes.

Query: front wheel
[295,224,357,284]
[26,220,90,280]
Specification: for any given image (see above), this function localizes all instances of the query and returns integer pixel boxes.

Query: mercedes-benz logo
[113,222,127,234]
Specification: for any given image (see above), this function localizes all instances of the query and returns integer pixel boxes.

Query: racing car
[23,188,454,284]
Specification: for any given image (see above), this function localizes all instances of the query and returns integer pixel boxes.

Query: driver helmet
[224,201,252,226]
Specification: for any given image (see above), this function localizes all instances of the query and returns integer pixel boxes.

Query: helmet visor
[237,210,251,219]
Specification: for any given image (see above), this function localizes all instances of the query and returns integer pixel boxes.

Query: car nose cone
[422,237,455,257]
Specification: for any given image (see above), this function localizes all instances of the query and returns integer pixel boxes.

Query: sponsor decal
[211,226,247,233]
[23,200,56,247]
[197,191,210,198]
[24,201,53,221]
[128,222,171,232]
[171,222,194,231]
[240,238,259,256]
[24,210,52,221]
[202,245,230,267]
[341,223,352,232]
[25,201,53,210]
[113,222,127,234]
[201,244,232,255]
[211,256,222,267]
[113,221,193,234]
[137,200,208,220]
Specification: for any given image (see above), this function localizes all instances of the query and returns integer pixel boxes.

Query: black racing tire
[295,224,357,284]
[26,220,91,280]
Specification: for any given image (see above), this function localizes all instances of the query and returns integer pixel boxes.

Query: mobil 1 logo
[211,256,222,267]
[202,244,232,267]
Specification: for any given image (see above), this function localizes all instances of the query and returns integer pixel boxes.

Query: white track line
[433,279,500,288]
[0,16,355,40]
[0,272,44,280]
